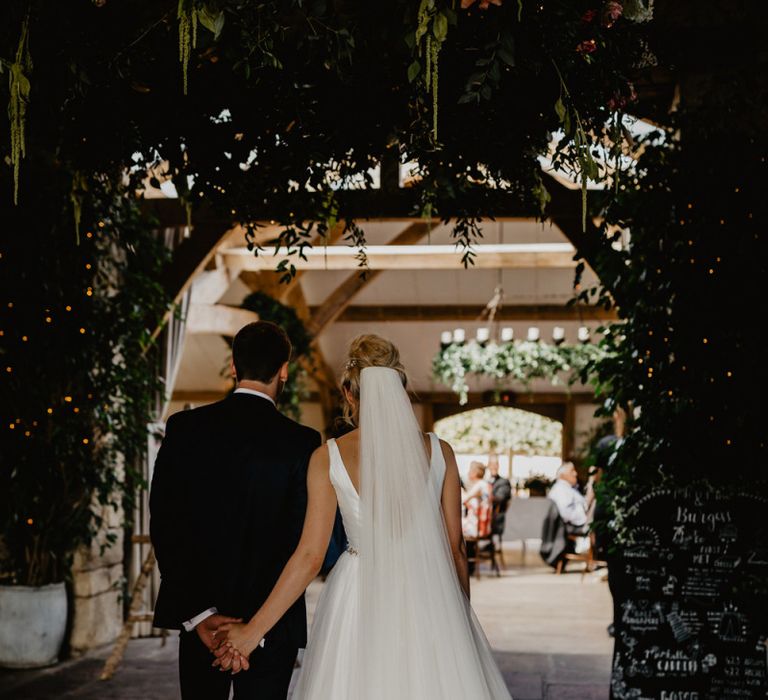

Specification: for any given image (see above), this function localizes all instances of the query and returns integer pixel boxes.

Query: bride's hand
[212,645,249,674]
[212,622,261,673]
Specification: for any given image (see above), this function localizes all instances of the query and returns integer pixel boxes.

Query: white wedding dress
[293,367,512,699]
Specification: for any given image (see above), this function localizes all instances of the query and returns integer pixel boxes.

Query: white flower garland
[432,340,607,404]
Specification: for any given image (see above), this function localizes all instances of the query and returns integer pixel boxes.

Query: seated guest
[547,462,588,535]
[487,455,512,536]
[462,461,493,539]
[462,461,493,575]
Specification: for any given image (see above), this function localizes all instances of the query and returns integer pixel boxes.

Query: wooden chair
[555,532,605,577]
[466,533,501,579]
[463,490,500,578]
[491,501,509,570]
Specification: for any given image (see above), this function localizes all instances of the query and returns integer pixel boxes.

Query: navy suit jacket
[149,393,321,648]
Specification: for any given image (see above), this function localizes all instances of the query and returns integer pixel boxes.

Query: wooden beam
[278,222,347,303]
[145,190,546,226]
[161,221,238,304]
[190,264,235,304]
[307,221,432,336]
[223,242,577,272]
[324,304,618,323]
[420,391,597,406]
[238,269,284,299]
[285,281,342,437]
[171,389,597,408]
[151,222,239,344]
[545,181,620,298]
[187,304,259,335]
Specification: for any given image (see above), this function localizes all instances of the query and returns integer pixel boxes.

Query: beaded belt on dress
[346,544,359,556]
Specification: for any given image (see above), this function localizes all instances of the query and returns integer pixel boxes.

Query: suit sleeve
[150,414,216,625]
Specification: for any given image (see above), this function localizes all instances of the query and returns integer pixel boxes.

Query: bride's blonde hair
[341,334,408,424]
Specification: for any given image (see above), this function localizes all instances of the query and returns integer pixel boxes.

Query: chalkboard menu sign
[610,485,768,699]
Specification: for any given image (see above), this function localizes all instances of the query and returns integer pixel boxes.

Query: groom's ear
[230,359,237,382]
[279,361,289,382]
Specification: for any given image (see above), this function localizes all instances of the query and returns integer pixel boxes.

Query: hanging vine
[412,0,452,141]
[70,171,87,243]
[552,60,601,232]
[177,0,198,95]
[4,16,32,205]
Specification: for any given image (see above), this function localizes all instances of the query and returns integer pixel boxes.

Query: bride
[215,334,511,699]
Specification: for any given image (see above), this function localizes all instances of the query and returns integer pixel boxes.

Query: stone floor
[0,544,614,699]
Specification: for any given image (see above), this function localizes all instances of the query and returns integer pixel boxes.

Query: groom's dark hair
[232,321,292,383]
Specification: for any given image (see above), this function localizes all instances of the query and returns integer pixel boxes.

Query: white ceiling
[174,219,602,395]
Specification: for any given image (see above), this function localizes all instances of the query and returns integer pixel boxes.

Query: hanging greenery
[2,16,31,205]
[177,0,198,96]
[433,339,608,404]
[239,291,312,420]
[177,1,225,95]
[0,1,649,268]
[411,0,453,141]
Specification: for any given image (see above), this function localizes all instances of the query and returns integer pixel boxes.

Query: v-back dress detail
[291,433,511,699]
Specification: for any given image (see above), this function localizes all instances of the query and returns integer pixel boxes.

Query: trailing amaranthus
[70,171,88,243]
[6,17,32,205]
[178,0,198,95]
[413,0,451,141]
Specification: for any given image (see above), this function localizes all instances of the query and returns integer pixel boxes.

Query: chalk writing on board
[610,485,768,699]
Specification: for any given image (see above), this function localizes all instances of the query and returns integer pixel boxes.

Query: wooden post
[563,399,575,460]
[100,547,157,681]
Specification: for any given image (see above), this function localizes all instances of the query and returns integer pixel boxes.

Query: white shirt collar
[234,387,276,406]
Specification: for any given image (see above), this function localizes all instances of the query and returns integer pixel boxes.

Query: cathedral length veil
[353,367,511,699]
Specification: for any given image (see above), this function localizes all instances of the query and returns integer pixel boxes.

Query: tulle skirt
[292,550,511,699]
[292,551,360,699]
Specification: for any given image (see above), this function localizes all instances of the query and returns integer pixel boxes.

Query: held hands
[195,614,242,652]
[211,622,263,674]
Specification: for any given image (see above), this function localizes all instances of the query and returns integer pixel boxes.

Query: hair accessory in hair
[345,358,359,370]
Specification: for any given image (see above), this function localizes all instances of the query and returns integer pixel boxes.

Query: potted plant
[0,540,68,669]
[523,474,553,498]
[0,177,167,667]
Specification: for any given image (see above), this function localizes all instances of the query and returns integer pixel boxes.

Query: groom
[150,321,321,699]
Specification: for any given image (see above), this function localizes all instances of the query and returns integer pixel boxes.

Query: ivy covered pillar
[590,13,768,694]
[0,168,168,656]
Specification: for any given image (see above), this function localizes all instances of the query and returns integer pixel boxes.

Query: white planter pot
[0,582,68,668]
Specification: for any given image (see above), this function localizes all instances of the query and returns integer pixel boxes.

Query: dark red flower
[461,0,502,8]
[607,82,638,111]
[576,39,598,55]
[581,9,598,22]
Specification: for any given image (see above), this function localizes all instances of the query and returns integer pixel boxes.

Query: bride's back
[334,428,435,497]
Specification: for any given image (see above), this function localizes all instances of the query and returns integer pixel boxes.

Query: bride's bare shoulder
[335,429,360,447]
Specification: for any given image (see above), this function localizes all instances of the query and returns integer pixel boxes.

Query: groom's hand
[195,614,242,651]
